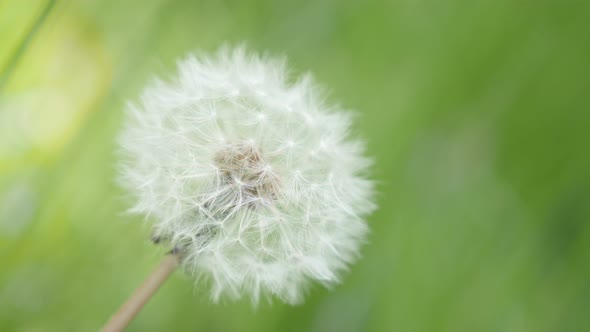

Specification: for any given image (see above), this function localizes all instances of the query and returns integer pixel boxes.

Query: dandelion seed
[117,46,375,305]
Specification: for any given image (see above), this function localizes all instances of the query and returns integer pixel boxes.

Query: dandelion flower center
[213,140,281,208]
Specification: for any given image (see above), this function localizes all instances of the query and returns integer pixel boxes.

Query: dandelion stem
[101,254,179,332]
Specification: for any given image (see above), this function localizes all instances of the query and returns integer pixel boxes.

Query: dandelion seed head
[118,46,376,305]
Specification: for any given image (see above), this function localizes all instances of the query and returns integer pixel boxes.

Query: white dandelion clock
[117,47,375,306]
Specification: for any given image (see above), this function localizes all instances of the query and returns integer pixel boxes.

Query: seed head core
[213,141,281,206]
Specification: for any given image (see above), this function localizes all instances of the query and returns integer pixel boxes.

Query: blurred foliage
[1,0,590,331]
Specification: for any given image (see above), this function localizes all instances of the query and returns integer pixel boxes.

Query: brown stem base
[101,254,179,332]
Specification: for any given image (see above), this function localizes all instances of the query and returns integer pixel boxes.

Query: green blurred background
[1,0,590,331]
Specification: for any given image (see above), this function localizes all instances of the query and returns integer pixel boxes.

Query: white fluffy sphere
[118,47,375,305]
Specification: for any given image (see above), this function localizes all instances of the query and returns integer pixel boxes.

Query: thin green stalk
[0,0,57,91]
